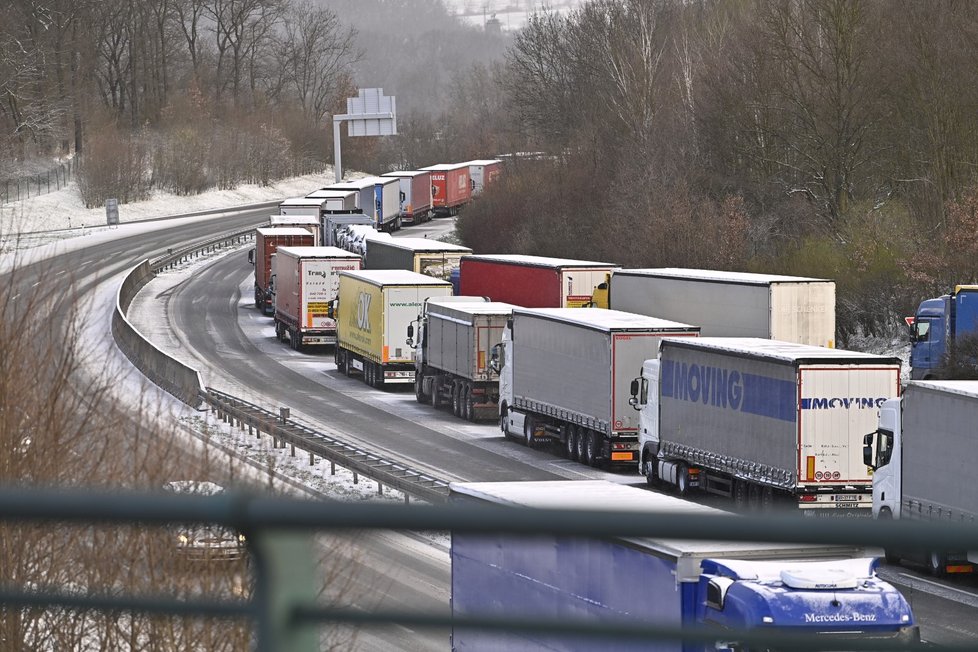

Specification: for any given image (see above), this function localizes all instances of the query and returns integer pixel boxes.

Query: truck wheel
[928,551,948,577]
[452,383,462,417]
[431,382,442,408]
[877,509,901,565]
[293,332,303,352]
[565,426,579,460]
[499,405,508,435]
[415,378,427,404]
[676,464,691,496]
[463,385,475,421]
[642,451,658,487]
[582,431,596,467]
[522,416,534,448]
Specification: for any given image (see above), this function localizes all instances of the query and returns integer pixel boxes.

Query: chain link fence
[0,160,75,204]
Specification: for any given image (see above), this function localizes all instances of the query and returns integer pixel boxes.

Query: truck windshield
[913,319,931,342]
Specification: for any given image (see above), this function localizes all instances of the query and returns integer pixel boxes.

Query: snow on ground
[4,165,428,512]
[0,166,363,252]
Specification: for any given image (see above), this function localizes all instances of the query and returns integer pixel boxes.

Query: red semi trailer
[419,163,471,216]
[459,255,619,308]
[253,227,314,315]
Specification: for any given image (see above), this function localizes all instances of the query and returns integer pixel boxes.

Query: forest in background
[5,0,978,342]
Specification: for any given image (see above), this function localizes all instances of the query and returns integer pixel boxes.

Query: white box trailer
[609,268,836,348]
[634,337,901,510]
[305,189,359,213]
[278,196,324,218]
[381,170,432,224]
[271,246,361,349]
[867,381,978,573]
[497,308,699,468]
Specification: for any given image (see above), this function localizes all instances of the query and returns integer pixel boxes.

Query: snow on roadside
[0,166,364,243]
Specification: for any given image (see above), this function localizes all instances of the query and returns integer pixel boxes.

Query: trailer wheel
[373,363,384,388]
[733,480,749,509]
[364,363,372,386]
[463,385,475,421]
[565,426,578,460]
[747,483,763,511]
[430,381,442,408]
[928,551,948,577]
[676,464,691,496]
[574,428,587,462]
[577,428,594,466]
[293,332,303,352]
[760,486,775,512]
[415,377,427,404]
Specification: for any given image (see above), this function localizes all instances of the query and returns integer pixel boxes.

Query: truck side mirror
[327,300,336,320]
[862,432,875,469]
[630,378,640,397]
[406,323,415,348]
[489,344,501,373]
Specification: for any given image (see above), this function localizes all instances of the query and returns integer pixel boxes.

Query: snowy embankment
[0,168,360,251]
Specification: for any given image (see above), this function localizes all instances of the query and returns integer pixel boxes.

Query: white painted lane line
[898,573,978,599]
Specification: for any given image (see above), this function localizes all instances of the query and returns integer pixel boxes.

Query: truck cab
[697,557,917,649]
[910,285,978,379]
[863,397,901,520]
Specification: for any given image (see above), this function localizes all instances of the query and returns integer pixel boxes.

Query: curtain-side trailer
[419,163,471,216]
[334,270,452,387]
[634,337,901,511]
[450,480,918,652]
[365,237,472,280]
[495,308,699,468]
[459,254,618,308]
[609,268,836,348]
[381,171,432,224]
[866,380,978,574]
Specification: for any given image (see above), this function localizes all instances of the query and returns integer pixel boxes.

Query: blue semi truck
[910,284,978,379]
[450,480,918,652]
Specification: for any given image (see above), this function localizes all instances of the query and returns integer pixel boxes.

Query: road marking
[898,573,978,599]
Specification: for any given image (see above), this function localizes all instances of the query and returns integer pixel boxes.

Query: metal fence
[0,486,972,651]
[0,160,75,204]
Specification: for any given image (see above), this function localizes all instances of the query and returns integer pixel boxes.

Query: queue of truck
[235,174,978,640]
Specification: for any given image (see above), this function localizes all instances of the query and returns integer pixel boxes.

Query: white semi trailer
[632,338,901,511]
[865,380,978,575]
[608,268,836,348]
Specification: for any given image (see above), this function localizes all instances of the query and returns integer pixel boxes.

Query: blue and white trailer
[632,338,901,511]
[450,480,918,652]
[325,177,399,232]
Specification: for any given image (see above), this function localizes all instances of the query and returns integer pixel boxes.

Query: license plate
[610,452,634,461]
[836,495,859,502]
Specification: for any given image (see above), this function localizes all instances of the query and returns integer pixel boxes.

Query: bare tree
[275,2,359,123]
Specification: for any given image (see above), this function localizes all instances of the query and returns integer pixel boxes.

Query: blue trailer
[450,481,918,652]
[910,285,978,379]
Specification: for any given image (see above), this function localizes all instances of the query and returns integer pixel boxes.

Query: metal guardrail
[205,389,450,503]
[112,224,454,504]
[0,486,970,651]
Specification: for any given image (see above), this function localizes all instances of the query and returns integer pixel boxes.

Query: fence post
[250,530,319,652]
